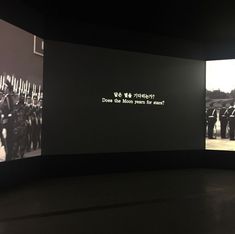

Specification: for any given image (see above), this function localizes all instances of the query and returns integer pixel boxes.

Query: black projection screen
[43,41,205,155]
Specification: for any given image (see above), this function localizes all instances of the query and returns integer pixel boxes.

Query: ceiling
[2,1,235,45]
[17,1,235,44]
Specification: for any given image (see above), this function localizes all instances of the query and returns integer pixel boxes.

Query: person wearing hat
[38,98,43,148]
[31,95,39,150]
[206,102,217,139]
[25,94,32,152]
[205,108,208,137]
[219,103,229,138]
[228,101,235,140]
[0,90,6,151]
[11,93,28,158]
[1,81,15,160]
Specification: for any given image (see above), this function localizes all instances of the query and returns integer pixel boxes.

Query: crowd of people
[206,101,235,140]
[0,79,42,161]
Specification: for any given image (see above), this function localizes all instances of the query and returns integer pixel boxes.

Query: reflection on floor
[0,169,235,233]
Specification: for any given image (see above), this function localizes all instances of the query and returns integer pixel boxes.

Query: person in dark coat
[11,93,27,159]
[25,94,32,152]
[206,103,217,139]
[219,103,228,138]
[31,95,39,150]
[38,98,42,148]
[227,101,235,140]
[1,81,15,160]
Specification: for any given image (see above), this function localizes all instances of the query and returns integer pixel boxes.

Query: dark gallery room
[1,1,235,233]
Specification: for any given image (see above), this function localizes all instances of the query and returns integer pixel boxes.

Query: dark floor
[0,169,234,233]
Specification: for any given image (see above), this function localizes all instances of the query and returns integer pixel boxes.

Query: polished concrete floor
[0,169,235,233]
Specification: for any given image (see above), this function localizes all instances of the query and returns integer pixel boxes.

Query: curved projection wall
[43,41,205,155]
[206,59,235,151]
[0,19,206,159]
[0,19,43,161]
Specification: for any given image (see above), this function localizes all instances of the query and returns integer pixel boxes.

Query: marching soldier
[11,93,27,158]
[0,91,6,150]
[1,81,15,160]
[38,98,43,148]
[31,95,39,150]
[205,108,208,137]
[219,103,228,138]
[25,94,32,151]
[228,101,235,140]
[0,74,43,160]
[206,103,217,139]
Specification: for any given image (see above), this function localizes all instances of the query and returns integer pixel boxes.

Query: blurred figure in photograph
[219,103,228,139]
[206,102,217,139]
[25,94,32,152]
[228,101,235,140]
[11,93,27,159]
[1,81,15,160]
[31,95,39,150]
[38,98,43,148]
[205,108,208,137]
[0,91,7,151]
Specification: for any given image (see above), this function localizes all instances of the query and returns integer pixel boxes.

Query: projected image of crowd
[206,59,235,151]
[206,98,235,140]
[0,74,42,161]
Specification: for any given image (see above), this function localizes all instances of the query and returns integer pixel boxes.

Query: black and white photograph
[0,19,43,161]
[206,59,235,151]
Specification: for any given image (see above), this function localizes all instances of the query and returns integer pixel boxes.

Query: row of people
[0,80,42,161]
[206,102,235,140]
